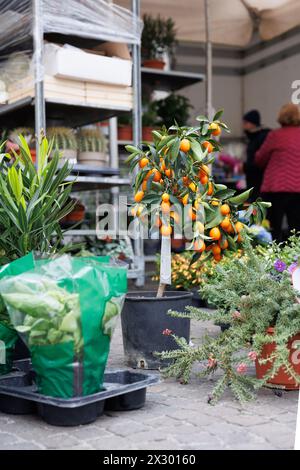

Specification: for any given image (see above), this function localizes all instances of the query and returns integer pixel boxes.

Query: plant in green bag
[0,253,35,375]
[1,274,82,354]
[0,255,127,397]
[158,244,300,404]
[0,135,75,264]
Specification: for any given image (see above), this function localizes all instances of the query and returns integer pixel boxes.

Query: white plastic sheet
[0,0,142,51]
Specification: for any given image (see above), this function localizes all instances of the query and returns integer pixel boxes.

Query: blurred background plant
[142,14,177,61]
[47,127,77,152]
[154,93,192,129]
[0,136,75,265]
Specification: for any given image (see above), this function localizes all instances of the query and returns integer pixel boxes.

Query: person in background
[243,109,270,200]
[255,103,300,241]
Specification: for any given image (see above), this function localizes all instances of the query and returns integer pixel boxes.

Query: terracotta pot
[142,59,165,70]
[61,201,85,225]
[255,327,300,390]
[118,125,133,141]
[30,149,36,163]
[78,152,108,166]
[142,127,155,142]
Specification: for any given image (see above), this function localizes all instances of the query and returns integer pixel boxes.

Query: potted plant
[118,113,133,142]
[159,241,300,403]
[0,135,76,369]
[123,111,268,369]
[47,127,78,163]
[142,14,177,69]
[60,198,86,228]
[77,128,108,166]
[8,127,35,162]
[155,93,192,129]
[142,101,159,141]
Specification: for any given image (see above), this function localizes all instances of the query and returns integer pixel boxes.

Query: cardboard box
[44,43,132,87]
[7,75,133,110]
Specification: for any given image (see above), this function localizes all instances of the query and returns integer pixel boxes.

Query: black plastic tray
[0,360,159,426]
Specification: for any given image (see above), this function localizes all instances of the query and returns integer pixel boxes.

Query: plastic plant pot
[118,126,133,141]
[142,59,165,69]
[121,291,192,369]
[255,327,300,390]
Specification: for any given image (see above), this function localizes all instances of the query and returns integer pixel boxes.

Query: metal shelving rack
[0,0,145,284]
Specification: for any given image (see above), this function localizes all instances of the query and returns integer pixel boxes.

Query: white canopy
[117,0,300,46]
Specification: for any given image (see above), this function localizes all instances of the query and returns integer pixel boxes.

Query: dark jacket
[244,127,270,200]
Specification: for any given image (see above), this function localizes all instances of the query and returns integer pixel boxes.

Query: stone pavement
[0,318,298,450]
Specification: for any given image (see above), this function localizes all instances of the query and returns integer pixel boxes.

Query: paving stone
[250,423,295,449]
[89,435,133,450]
[44,432,81,449]
[0,441,46,450]
[106,419,152,437]
[134,439,180,450]
[70,425,112,440]
[0,431,25,447]
[0,318,298,450]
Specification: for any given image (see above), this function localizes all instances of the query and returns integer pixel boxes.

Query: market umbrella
[117,0,300,114]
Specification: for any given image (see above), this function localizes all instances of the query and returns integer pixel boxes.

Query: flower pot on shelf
[121,291,192,370]
[118,125,133,142]
[77,152,108,167]
[142,59,165,69]
[60,200,85,227]
[30,149,36,163]
[142,126,155,142]
[255,327,300,390]
[59,149,77,164]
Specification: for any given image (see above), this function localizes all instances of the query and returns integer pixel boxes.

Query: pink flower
[207,357,217,368]
[232,310,241,320]
[162,328,173,336]
[248,351,257,361]
[236,363,248,374]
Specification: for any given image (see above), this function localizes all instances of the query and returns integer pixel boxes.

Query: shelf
[118,140,133,146]
[70,164,120,176]
[63,229,98,236]
[66,174,131,191]
[0,97,131,128]
[141,68,204,91]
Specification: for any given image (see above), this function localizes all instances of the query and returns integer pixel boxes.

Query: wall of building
[175,27,300,137]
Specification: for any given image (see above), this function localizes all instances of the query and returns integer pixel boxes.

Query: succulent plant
[78,128,108,154]
[47,127,77,151]
[9,128,34,146]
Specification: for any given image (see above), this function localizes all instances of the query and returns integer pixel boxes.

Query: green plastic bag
[0,255,127,397]
[31,342,77,398]
[0,253,35,375]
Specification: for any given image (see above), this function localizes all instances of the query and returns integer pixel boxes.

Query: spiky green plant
[159,244,300,404]
[47,127,77,151]
[8,128,34,146]
[78,128,108,154]
[0,136,75,265]
[142,14,177,60]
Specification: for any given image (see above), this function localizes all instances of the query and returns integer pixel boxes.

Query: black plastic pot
[190,288,207,308]
[121,291,192,369]
[0,360,159,426]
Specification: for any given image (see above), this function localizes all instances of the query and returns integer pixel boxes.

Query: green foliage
[78,128,108,153]
[126,113,266,261]
[1,274,82,353]
[142,101,159,127]
[154,94,192,128]
[142,14,177,60]
[154,249,245,290]
[256,231,300,267]
[47,127,77,151]
[159,245,300,403]
[0,136,75,264]
[75,237,134,261]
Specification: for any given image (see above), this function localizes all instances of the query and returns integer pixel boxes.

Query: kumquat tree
[126,110,270,297]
